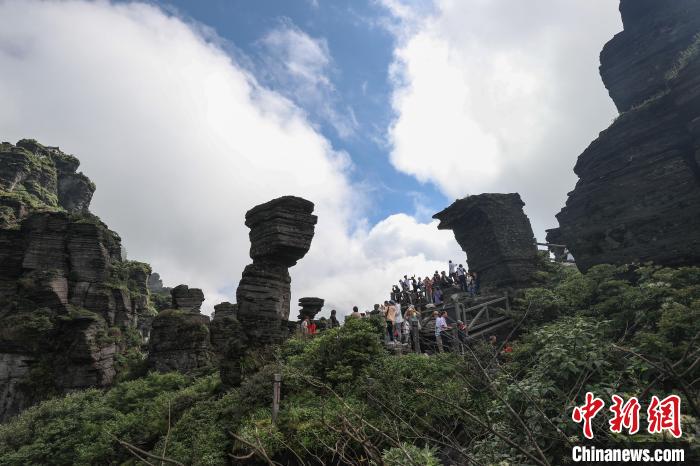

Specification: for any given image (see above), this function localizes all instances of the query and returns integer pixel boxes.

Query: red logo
[609,395,640,435]
[647,395,682,438]
[572,392,605,440]
[573,393,683,439]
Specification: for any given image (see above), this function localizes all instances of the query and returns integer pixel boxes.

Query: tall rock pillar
[225,196,317,386]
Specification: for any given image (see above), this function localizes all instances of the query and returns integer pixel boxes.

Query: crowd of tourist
[297,260,500,356]
[391,260,480,307]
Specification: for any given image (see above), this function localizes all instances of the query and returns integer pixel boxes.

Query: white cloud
[296,214,463,314]
[256,20,358,139]
[384,0,622,239]
[0,0,459,317]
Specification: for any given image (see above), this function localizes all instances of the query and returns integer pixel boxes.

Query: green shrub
[284,317,384,385]
[382,443,440,466]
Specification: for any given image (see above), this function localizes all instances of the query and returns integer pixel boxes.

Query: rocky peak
[0,140,153,422]
[0,140,95,228]
[433,193,539,289]
[147,284,213,374]
[171,284,204,313]
[213,302,237,320]
[555,0,700,271]
[600,0,700,112]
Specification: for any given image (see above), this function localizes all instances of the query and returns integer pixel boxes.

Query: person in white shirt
[456,264,467,291]
[394,302,404,343]
[448,260,455,278]
[434,311,449,353]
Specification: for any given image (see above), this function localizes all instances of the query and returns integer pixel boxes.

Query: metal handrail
[461,294,510,330]
[463,296,507,313]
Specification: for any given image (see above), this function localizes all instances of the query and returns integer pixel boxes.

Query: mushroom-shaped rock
[171,284,204,313]
[433,193,538,289]
[297,297,324,321]
[226,196,317,388]
[245,196,317,267]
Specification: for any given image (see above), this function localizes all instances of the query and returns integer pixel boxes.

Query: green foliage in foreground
[0,263,698,465]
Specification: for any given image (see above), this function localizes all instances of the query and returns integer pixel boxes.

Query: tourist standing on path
[423,276,433,303]
[466,272,475,297]
[402,313,411,343]
[433,286,443,305]
[441,271,453,287]
[329,309,340,328]
[308,319,317,336]
[448,260,456,279]
[435,310,450,353]
[301,317,310,336]
[350,306,361,318]
[391,285,401,303]
[385,302,397,343]
[457,264,467,292]
[394,301,404,342]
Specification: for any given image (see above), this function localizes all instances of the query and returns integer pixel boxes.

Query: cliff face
[555,1,700,272]
[0,140,155,421]
[433,193,539,289]
[600,0,700,113]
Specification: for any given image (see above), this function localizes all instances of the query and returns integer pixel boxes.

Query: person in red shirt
[308,320,317,336]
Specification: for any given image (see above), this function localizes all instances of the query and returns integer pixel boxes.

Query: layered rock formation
[147,286,213,374]
[600,0,700,113]
[297,297,324,321]
[210,302,238,355]
[433,194,539,289]
[209,302,243,384]
[224,196,317,386]
[170,284,205,313]
[0,140,155,421]
[555,1,700,271]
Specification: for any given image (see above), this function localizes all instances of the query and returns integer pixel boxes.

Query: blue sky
[155,0,447,224]
[0,0,621,314]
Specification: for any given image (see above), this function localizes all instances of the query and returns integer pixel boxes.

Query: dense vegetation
[0,262,698,465]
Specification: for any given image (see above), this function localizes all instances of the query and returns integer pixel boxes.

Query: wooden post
[451,326,458,353]
[272,373,281,423]
[412,320,421,354]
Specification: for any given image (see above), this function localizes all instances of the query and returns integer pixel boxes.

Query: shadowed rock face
[209,302,242,377]
[171,284,204,313]
[433,193,539,289]
[223,196,317,387]
[297,297,324,321]
[0,140,152,422]
[147,285,213,374]
[555,1,700,272]
[601,0,700,113]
